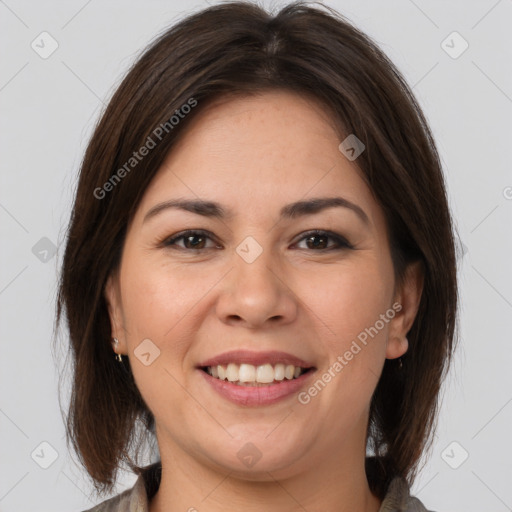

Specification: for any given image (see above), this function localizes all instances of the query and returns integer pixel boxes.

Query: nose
[215,243,298,329]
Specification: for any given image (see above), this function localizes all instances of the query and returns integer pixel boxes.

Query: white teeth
[226,363,239,382]
[256,363,275,383]
[239,363,256,382]
[205,363,307,384]
[274,363,285,381]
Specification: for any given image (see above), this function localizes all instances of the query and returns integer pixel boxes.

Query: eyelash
[161,229,353,252]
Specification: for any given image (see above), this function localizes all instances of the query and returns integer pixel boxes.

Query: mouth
[196,350,316,405]
[199,363,314,386]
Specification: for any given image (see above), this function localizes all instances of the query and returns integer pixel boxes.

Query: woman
[57,2,458,511]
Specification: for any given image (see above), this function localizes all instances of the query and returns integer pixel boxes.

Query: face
[106,90,422,480]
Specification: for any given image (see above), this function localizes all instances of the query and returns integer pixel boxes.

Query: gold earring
[112,338,123,362]
[398,336,407,369]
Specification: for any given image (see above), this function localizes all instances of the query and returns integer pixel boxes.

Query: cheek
[303,257,394,375]
[118,255,205,407]
[118,253,228,390]
[310,260,392,329]
[120,255,208,339]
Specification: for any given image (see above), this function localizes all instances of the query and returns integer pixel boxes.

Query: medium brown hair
[56,0,458,499]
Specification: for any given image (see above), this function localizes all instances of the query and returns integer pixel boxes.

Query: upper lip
[197,350,315,369]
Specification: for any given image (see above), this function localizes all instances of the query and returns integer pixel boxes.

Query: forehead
[135,90,380,227]
[172,90,342,162]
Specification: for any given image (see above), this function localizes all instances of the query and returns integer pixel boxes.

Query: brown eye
[162,230,218,251]
[295,230,352,251]
[183,234,207,249]
[304,234,329,249]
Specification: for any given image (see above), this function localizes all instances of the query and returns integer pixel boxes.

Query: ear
[386,260,424,359]
[104,272,126,355]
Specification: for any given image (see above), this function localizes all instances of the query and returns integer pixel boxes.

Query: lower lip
[198,368,316,406]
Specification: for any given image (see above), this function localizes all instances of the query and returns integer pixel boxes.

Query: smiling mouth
[200,363,315,386]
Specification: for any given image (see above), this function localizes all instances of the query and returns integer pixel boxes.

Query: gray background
[1,0,511,510]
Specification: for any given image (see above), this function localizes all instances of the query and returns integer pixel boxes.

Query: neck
[149,433,381,512]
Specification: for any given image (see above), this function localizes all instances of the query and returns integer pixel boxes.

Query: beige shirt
[82,462,431,512]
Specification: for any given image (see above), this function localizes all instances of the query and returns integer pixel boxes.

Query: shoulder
[80,468,153,512]
[80,461,161,511]
[81,488,131,512]
[380,476,434,512]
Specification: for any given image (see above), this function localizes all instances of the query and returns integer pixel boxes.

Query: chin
[198,435,307,478]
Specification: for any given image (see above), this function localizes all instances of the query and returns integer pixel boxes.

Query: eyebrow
[143,196,370,225]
